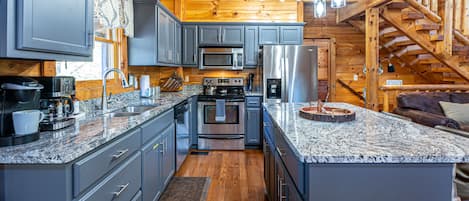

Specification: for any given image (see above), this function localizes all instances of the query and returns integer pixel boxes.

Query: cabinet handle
[160,143,165,155]
[276,147,285,157]
[112,149,129,160]
[248,101,258,105]
[153,143,160,150]
[112,183,129,198]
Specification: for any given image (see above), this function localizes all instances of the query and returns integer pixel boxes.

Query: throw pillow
[439,101,469,124]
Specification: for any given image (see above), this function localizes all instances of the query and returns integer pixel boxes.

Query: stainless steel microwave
[199,48,243,70]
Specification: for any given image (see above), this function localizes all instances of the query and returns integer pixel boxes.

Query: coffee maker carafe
[33,76,76,131]
[0,77,43,146]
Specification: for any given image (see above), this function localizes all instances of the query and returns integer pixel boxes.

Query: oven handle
[198,101,245,105]
[198,135,244,140]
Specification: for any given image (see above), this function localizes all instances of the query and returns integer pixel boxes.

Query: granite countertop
[264,102,469,164]
[0,90,201,165]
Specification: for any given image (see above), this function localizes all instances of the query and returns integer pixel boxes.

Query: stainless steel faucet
[102,68,130,114]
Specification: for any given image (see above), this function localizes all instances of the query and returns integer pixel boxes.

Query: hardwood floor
[175,150,266,201]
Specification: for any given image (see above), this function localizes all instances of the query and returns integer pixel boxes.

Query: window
[56,40,115,81]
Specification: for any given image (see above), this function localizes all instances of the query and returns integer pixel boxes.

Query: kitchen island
[263,102,469,201]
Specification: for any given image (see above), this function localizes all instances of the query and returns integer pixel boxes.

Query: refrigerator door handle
[280,57,287,103]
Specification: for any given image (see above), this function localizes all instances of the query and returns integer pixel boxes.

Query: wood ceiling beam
[337,0,392,23]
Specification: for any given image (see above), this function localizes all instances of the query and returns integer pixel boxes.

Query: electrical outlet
[353,74,359,81]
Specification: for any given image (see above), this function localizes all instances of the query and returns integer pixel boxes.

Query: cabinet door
[182,25,198,66]
[141,136,163,201]
[167,18,176,63]
[175,23,182,65]
[199,25,221,45]
[246,107,261,145]
[157,7,170,63]
[190,97,198,146]
[162,124,176,187]
[221,26,244,45]
[259,26,279,45]
[244,26,259,68]
[16,0,93,56]
[280,26,303,45]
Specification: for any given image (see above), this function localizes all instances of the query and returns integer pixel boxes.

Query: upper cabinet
[280,26,303,45]
[199,25,244,46]
[182,25,198,67]
[129,2,181,66]
[259,26,303,45]
[244,26,259,68]
[0,0,94,61]
[259,26,280,45]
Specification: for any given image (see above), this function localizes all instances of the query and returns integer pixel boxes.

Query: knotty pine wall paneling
[181,0,301,22]
[303,3,427,107]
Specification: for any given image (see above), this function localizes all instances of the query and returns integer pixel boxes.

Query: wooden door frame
[303,37,337,102]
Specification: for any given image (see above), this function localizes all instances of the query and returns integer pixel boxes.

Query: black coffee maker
[33,76,76,131]
[0,76,43,147]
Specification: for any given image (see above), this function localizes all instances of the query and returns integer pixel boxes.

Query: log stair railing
[337,79,366,102]
[380,84,469,112]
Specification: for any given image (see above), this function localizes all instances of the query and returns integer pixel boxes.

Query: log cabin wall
[180,0,302,22]
[303,3,428,107]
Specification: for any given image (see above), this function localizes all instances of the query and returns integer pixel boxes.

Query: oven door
[198,101,245,135]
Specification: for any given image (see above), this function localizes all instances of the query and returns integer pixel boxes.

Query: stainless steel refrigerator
[263,45,319,103]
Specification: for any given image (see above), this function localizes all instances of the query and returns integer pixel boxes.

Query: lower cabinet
[78,153,142,201]
[141,121,175,201]
[246,96,262,146]
[141,134,164,201]
[264,111,304,201]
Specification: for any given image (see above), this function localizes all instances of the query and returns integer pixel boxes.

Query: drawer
[274,130,305,196]
[78,153,142,201]
[131,190,142,201]
[73,129,141,197]
[141,109,174,144]
[246,97,262,107]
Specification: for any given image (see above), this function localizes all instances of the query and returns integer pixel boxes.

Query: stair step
[453,45,469,56]
[387,1,410,9]
[402,45,427,56]
[380,27,402,38]
[430,34,444,41]
[415,23,440,31]
[401,10,425,20]
[418,54,440,64]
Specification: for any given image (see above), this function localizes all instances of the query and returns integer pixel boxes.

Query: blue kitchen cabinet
[182,25,198,67]
[259,26,280,45]
[129,2,181,66]
[199,25,223,45]
[280,26,303,45]
[189,96,198,147]
[0,0,93,60]
[162,124,176,187]
[259,26,303,45]
[140,109,175,201]
[199,25,244,46]
[244,26,259,68]
[245,97,262,146]
[141,134,164,201]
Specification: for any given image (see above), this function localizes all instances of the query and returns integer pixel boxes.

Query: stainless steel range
[197,77,245,150]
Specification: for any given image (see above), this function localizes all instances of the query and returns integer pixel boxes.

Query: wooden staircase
[343,0,469,84]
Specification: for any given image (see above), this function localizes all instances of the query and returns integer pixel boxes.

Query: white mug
[12,110,45,135]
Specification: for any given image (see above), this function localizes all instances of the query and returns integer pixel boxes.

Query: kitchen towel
[215,99,226,122]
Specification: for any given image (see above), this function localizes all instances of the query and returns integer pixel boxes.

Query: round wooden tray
[299,106,356,123]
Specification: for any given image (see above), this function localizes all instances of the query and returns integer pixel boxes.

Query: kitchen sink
[105,112,141,118]
[105,105,159,118]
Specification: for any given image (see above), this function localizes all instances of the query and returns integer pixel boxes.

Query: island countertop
[0,90,200,165]
[263,102,469,164]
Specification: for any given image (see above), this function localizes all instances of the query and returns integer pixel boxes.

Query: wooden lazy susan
[299,102,355,123]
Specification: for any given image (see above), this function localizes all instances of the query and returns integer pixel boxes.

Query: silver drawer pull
[248,101,258,104]
[112,183,129,198]
[112,149,129,159]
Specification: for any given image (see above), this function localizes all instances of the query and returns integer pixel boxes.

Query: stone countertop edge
[0,91,200,165]
[263,102,469,164]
